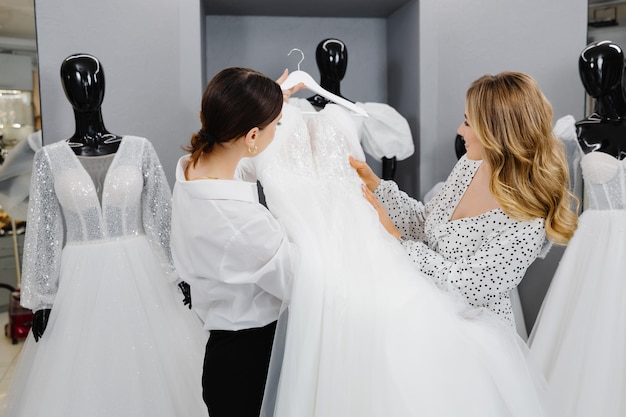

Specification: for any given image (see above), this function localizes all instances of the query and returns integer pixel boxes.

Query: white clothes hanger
[281,48,368,118]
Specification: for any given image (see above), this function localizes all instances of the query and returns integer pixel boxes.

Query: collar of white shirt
[175,155,259,203]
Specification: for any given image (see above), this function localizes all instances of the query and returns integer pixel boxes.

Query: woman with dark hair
[170,67,299,417]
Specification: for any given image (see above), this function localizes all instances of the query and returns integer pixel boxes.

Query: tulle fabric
[6,236,208,417]
[259,103,552,417]
[529,210,626,417]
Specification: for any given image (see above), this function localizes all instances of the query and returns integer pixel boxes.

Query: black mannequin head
[579,40,625,99]
[454,134,466,160]
[61,53,121,155]
[315,38,348,85]
[61,53,106,112]
[308,38,351,107]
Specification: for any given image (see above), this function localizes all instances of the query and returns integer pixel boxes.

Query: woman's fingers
[276,68,289,84]
[361,184,379,208]
[351,156,380,192]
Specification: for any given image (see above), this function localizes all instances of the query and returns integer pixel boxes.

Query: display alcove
[202,0,420,195]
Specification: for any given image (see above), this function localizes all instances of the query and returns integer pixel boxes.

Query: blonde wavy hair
[465,71,578,245]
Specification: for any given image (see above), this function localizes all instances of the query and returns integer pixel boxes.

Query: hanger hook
[288,48,304,71]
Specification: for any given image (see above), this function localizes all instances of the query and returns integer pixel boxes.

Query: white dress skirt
[529,147,626,417]
[255,103,553,417]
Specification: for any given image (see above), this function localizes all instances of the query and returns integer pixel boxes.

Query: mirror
[0,0,39,307]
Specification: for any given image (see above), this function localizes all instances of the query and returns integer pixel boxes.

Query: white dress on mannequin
[256,103,552,417]
[529,118,626,417]
[6,136,208,417]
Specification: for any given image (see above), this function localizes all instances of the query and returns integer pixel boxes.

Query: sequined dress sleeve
[20,148,64,311]
[140,140,178,283]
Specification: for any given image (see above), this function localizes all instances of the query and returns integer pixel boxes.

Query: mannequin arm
[178,281,192,309]
[32,308,51,342]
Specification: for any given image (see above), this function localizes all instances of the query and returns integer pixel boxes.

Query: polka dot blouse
[375,155,546,327]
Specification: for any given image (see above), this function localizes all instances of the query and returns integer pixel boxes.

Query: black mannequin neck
[320,76,342,97]
[593,91,626,121]
[67,110,122,156]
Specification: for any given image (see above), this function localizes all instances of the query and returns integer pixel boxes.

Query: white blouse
[170,156,295,331]
[376,155,546,327]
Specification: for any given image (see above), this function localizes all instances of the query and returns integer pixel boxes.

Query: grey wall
[387,0,419,198]
[205,16,388,103]
[418,0,588,199]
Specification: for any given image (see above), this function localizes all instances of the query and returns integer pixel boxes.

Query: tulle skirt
[529,209,626,417]
[262,173,552,417]
[6,235,208,417]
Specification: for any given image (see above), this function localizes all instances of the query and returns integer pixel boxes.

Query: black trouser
[202,321,277,417]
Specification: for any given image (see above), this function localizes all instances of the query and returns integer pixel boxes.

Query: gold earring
[248,145,258,155]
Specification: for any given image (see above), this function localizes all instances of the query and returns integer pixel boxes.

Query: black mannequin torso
[61,53,122,156]
[576,40,626,160]
[576,120,626,159]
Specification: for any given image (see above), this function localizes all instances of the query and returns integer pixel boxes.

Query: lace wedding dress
[256,103,552,417]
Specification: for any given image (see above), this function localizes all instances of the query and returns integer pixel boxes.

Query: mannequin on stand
[307,38,398,179]
[30,54,192,341]
[8,53,206,417]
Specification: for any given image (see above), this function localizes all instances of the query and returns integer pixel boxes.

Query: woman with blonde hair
[351,71,578,329]
[245,70,570,417]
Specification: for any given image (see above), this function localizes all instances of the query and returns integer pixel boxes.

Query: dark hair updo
[185,67,283,166]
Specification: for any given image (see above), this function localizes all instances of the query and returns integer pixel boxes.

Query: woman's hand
[349,156,381,192]
[361,184,402,239]
[276,69,305,103]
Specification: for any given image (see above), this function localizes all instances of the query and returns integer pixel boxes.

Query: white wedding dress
[529,120,626,417]
[255,103,552,417]
[6,136,208,417]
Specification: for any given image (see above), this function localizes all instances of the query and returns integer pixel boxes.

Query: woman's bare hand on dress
[349,156,381,192]
[276,69,305,102]
[360,184,402,239]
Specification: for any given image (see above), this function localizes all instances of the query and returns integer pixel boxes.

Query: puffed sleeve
[20,148,64,311]
[402,219,545,308]
[374,179,430,241]
[222,213,296,303]
[141,139,178,283]
[553,115,583,211]
[355,102,414,161]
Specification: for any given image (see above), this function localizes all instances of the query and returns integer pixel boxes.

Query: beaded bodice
[21,136,175,310]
